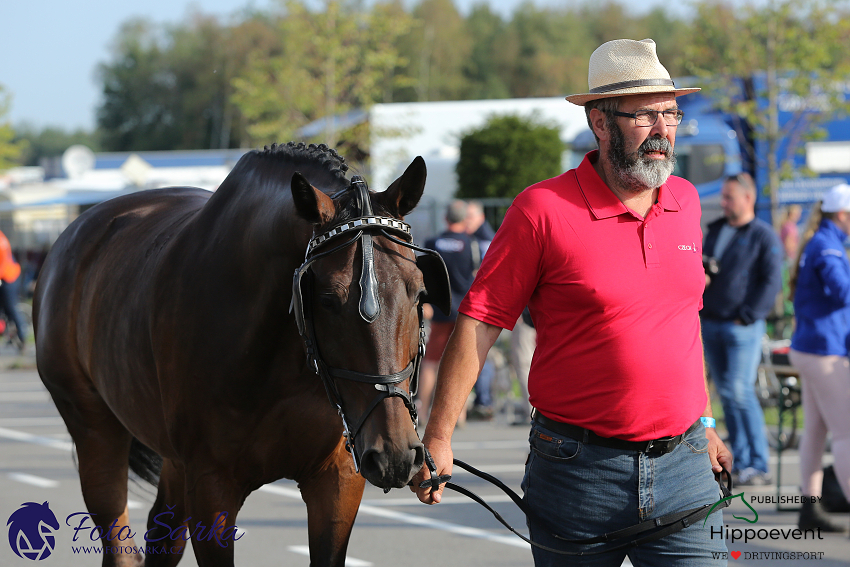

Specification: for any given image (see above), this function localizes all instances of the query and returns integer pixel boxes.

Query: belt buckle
[645,436,676,455]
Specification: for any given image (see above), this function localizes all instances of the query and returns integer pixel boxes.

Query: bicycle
[0,300,32,354]
[756,336,802,451]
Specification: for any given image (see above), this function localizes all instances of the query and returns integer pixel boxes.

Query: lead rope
[412,456,732,556]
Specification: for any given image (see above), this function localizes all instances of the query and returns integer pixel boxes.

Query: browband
[306,216,412,256]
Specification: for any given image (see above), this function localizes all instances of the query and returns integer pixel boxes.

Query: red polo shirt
[459,151,706,441]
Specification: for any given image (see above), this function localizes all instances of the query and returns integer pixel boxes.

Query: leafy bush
[455,114,563,200]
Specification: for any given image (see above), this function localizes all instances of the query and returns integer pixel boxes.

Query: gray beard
[607,120,677,193]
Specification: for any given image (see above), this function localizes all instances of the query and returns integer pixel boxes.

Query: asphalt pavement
[1,345,848,566]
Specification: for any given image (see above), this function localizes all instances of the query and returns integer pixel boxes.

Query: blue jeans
[521,421,726,566]
[0,278,25,342]
[701,318,769,473]
[474,359,494,407]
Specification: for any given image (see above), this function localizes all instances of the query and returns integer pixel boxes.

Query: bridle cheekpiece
[290,176,449,478]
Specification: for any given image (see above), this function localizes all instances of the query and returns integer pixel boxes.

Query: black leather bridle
[290,176,450,474]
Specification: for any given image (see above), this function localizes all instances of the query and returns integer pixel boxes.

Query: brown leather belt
[533,413,700,456]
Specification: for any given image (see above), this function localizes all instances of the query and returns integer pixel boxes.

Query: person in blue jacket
[789,183,850,533]
[702,172,784,486]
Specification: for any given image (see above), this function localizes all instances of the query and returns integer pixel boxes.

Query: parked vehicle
[572,73,850,228]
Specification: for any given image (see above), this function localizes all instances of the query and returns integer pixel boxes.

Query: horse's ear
[291,172,335,225]
[376,156,427,217]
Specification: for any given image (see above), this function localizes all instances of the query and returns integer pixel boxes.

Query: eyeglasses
[612,109,684,127]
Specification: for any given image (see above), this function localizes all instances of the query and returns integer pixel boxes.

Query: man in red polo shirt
[412,39,732,566]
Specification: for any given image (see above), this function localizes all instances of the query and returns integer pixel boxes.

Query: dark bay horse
[33,142,448,567]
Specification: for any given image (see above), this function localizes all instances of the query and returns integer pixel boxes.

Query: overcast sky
[1,0,689,133]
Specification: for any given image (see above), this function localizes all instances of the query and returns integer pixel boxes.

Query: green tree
[96,12,277,151]
[494,1,689,100]
[0,86,26,171]
[455,114,562,200]
[684,0,850,228]
[232,0,412,153]
[463,6,510,100]
[500,4,586,98]
[397,0,472,102]
[96,18,180,151]
[13,124,99,167]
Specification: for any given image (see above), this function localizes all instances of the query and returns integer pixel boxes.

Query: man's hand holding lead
[705,427,733,474]
[411,438,453,504]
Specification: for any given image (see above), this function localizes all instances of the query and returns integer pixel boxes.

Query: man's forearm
[700,323,713,419]
[424,314,502,444]
[703,374,714,418]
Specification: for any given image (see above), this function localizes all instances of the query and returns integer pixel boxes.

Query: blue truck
[572,73,850,227]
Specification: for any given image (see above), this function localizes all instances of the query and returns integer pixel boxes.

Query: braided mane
[260,142,349,185]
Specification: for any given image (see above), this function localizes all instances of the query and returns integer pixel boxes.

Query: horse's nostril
[412,443,425,470]
[360,448,387,478]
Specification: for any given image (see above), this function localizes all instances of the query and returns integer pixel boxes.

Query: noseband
[291,177,447,474]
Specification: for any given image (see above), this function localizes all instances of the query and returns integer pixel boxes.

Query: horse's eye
[318,296,337,310]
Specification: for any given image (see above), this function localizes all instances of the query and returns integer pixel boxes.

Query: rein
[417,459,732,556]
[291,180,731,555]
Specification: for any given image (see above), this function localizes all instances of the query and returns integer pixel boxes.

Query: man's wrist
[700,416,716,429]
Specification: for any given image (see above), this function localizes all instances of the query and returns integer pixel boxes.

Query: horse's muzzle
[359,440,425,489]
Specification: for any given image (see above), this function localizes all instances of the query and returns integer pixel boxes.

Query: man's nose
[650,115,670,138]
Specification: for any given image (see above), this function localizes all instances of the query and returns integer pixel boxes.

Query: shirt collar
[822,218,848,241]
[576,150,682,220]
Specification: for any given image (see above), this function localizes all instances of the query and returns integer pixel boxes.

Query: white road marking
[0,426,74,451]
[0,422,818,471]
[362,493,517,506]
[0,391,52,402]
[270,484,634,567]
[9,472,58,488]
[259,484,529,550]
[0,417,65,426]
[452,463,526,474]
[0,419,803,567]
[288,545,373,566]
[0,383,50,391]
[127,500,145,510]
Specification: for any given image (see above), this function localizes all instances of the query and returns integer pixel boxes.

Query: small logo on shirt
[678,242,699,253]
[434,238,465,253]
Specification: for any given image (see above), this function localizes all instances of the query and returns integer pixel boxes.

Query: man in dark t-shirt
[419,200,475,421]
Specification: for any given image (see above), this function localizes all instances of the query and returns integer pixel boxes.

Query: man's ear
[589,108,609,143]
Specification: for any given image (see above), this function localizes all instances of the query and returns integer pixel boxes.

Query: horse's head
[290,156,450,489]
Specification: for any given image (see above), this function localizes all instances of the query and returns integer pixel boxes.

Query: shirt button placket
[643,222,659,267]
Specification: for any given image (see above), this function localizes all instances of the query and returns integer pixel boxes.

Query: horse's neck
[195,168,342,281]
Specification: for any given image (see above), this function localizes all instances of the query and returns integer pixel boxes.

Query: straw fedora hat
[565,39,699,106]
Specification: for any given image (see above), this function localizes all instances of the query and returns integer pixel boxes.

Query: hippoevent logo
[6,502,243,561]
[704,491,759,526]
[705,492,828,561]
[7,502,59,561]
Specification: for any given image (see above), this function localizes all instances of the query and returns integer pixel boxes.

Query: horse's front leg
[144,458,189,567]
[299,445,366,567]
[183,469,246,567]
